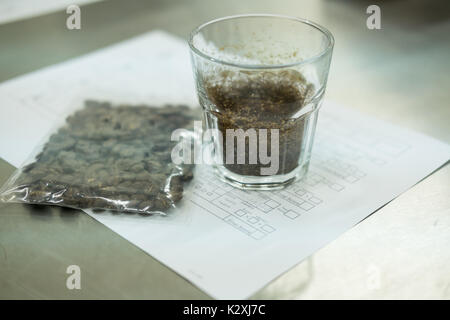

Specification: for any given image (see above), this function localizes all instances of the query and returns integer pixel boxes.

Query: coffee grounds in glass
[205,70,314,176]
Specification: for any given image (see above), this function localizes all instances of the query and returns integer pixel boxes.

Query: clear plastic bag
[0,100,198,216]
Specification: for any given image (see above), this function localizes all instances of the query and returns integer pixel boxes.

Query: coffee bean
[4,101,199,215]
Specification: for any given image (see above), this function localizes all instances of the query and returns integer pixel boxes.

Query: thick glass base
[213,164,309,190]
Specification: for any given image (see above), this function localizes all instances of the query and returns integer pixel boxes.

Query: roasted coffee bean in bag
[0,100,198,215]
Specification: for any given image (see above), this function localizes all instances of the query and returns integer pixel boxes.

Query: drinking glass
[189,14,334,189]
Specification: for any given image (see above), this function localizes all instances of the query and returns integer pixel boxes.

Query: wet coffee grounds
[205,70,314,176]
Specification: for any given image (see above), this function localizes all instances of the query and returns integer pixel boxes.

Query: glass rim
[188,14,335,70]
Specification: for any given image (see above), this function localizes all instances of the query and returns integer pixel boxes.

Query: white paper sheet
[0,31,448,299]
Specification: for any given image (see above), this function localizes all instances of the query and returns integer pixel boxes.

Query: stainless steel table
[0,0,449,299]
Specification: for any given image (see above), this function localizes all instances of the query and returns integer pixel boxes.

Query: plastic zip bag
[0,100,198,216]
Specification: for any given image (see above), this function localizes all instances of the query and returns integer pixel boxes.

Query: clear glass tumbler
[189,14,334,190]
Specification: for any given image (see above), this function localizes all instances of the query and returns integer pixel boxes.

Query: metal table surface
[0,0,449,299]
